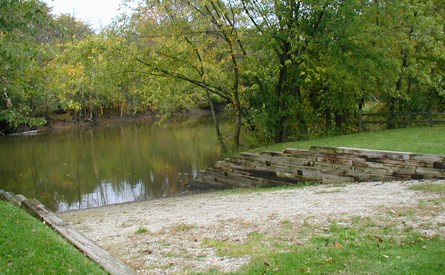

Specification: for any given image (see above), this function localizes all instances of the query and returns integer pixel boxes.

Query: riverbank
[60,180,445,274]
[46,110,212,131]
[3,109,215,135]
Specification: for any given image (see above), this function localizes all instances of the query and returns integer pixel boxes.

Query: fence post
[358,100,364,132]
[429,108,433,127]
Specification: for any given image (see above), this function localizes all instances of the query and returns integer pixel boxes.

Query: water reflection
[0,116,221,211]
[57,180,148,211]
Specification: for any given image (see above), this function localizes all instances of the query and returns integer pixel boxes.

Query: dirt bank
[60,180,445,274]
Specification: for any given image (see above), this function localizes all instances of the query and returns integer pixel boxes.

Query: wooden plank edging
[0,190,135,275]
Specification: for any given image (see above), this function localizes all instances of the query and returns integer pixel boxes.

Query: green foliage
[0,109,46,129]
[0,0,51,132]
[0,201,105,274]
[48,34,135,120]
[126,0,249,149]
[2,0,444,145]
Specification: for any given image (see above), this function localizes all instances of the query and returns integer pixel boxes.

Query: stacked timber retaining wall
[190,146,445,190]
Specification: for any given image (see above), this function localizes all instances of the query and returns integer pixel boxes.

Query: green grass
[203,231,272,258]
[218,182,321,195]
[409,182,445,194]
[135,227,149,234]
[238,223,445,274]
[201,217,445,274]
[0,201,106,274]
[253,125,445,155]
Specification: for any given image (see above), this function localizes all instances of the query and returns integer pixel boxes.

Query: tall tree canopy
[1,0,444,149]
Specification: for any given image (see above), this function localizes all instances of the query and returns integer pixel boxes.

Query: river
[0,116,221,212]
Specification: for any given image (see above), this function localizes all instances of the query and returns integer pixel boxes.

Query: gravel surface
[60,180,445,274]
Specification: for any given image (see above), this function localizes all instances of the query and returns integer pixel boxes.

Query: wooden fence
[358,110,445,131]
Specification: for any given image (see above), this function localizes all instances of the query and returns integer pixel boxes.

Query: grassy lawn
[0,201,105,274]
[201,183,445,274]
[253,125,445,155]
[237,221,445,274]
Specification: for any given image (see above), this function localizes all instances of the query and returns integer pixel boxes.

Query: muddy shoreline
[5,109,215,135]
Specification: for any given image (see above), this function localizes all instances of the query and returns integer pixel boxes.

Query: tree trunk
[335,113,344,130]
[325,109,332,129]
[206,89,227,153]
[275,40,290,143]
[229,41,241,149]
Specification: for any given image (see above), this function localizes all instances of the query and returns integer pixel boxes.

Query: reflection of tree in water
[0,116,221,211]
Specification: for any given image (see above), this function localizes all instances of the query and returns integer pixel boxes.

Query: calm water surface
[0,116,221,211]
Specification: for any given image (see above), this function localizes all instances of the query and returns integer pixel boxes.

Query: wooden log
[224,157,265,169]
[188,178,230,190]
[309,146,339,154]
[316,156,353,166]
[412,154,445,163]
[20,199,136,275]
[415,167,445,179]
[336,146,414,158]
[259,151,284,157]
[314,146,414,161]
[198,166,301,189]
[197,168,256,188]
[280,149,319,160]
[0,190,26,206]
[433,162,445,169]
[228,154,315,169]
[223,157,317,178]
[283,148,310,155]
[232,155,306,170]
[275,170,321,182]
[321,174,355,183]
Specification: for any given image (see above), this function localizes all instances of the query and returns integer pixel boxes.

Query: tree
[0,0,52,133]
[364,0,445,128]
[241,0,358,141]
[38,13,94,46]
[48,33,138,121]
[126,0,250,151]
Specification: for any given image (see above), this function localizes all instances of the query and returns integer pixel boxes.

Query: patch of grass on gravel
[202,231,272,258]
[172,223,196,233]
[0,201,105,274]
[409,182,445,194]
[135,227,149,234]
[218,182,321,195]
